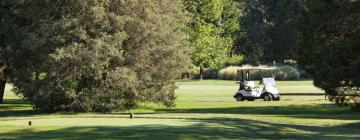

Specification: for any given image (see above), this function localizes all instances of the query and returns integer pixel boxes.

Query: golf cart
[233,66,280,101]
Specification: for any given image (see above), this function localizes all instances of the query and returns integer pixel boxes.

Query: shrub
[203,68,219,79]
[207,65,301,81]
[190,66,200,79]
[191,67,218,79]
[250,65,300,80]
[218,66,240,80]
[333,87,360,111]
[297,68,312,79]
[274,66,301,80]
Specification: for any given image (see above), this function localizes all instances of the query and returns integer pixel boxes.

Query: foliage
[217,65,300,81]
[0,0,13,103]
[224,55,245,66]
[202,68,219,80]
[298,0,360,108]
[217,66,239,80]
[184,0,239,79]
[234,0,302,65]
[1,0,189,112]
[334,87,360,111]
[190,67,218,80]
[251,66,300,80]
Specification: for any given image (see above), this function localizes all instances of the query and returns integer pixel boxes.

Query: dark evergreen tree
[235,0,302,65]
[298,0,360,109]
[1,0,189,112]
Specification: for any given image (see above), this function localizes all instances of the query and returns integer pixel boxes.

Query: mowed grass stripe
[1,80,359,140]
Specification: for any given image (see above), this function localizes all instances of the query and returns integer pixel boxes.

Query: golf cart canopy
[237,66,276,71]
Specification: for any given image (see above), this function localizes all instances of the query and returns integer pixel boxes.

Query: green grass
[0,80,359,140]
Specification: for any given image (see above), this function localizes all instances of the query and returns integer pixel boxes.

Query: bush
[297,68,312,79]
[249,66,300,80]
[191,67,218,79]
[198,65,301,81]
[333,87,360,111]
[218,66,240,80]
[274,66,301,80]
[203,68,219,79]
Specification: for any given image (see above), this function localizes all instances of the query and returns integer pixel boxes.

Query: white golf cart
[233,67,280,101]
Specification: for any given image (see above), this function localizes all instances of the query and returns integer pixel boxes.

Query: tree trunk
[0,80,5,104]
[199,66,204,80]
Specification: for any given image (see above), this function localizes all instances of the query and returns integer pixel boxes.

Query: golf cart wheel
[236,95,244,101]
[263,94,272,101]
[274,97,280,101]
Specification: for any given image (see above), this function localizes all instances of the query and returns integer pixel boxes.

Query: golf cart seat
[245,81,256,89]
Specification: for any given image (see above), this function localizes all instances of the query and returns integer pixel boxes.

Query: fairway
[1,80,360,140]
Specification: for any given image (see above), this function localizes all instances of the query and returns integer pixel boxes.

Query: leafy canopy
[184,0,239,69]
[1,0,189,112]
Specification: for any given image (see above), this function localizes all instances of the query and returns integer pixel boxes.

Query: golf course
[1,80,359,139]
[1,0,359,139]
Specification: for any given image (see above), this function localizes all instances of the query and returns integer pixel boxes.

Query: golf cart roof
[237,65,276,71]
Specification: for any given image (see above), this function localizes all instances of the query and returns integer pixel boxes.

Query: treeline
[0,0,359,111]
[186,0,303,79]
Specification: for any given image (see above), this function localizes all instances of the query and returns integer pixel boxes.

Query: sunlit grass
[0,80,359,140]
[4,84,21,99]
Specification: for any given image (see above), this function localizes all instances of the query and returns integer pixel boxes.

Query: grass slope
[0,80,359,140]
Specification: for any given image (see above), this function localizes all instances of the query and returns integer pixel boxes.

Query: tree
[0,0,15,103]
[298,0,360,109]
[0,62,7,103]
[263,0,302,63]
[2,0,189,112]
[184,0,239,80]
[234,0,302,65]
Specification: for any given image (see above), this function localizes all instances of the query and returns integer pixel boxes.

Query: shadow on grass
[0,118,359,140]
[1,98,359,139]
[1,99,360,121]
[0,99,40,117]
[157,104,360,121]
[1,99,28,104]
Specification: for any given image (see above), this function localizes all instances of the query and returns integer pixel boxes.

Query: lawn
[0,80,359,140]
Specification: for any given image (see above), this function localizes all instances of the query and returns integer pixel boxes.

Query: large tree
[0,62,7,103]
[235,0,302,65]
[0,0,15,103]
[298,0,360,109]
[2,0,189,112]
[184,0,239,80]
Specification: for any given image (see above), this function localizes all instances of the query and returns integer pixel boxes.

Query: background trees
[234,0,302,65]
[184,0,239,80]
[298,0,360,109]
[0,0,15,103]
[1,0,189,112]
